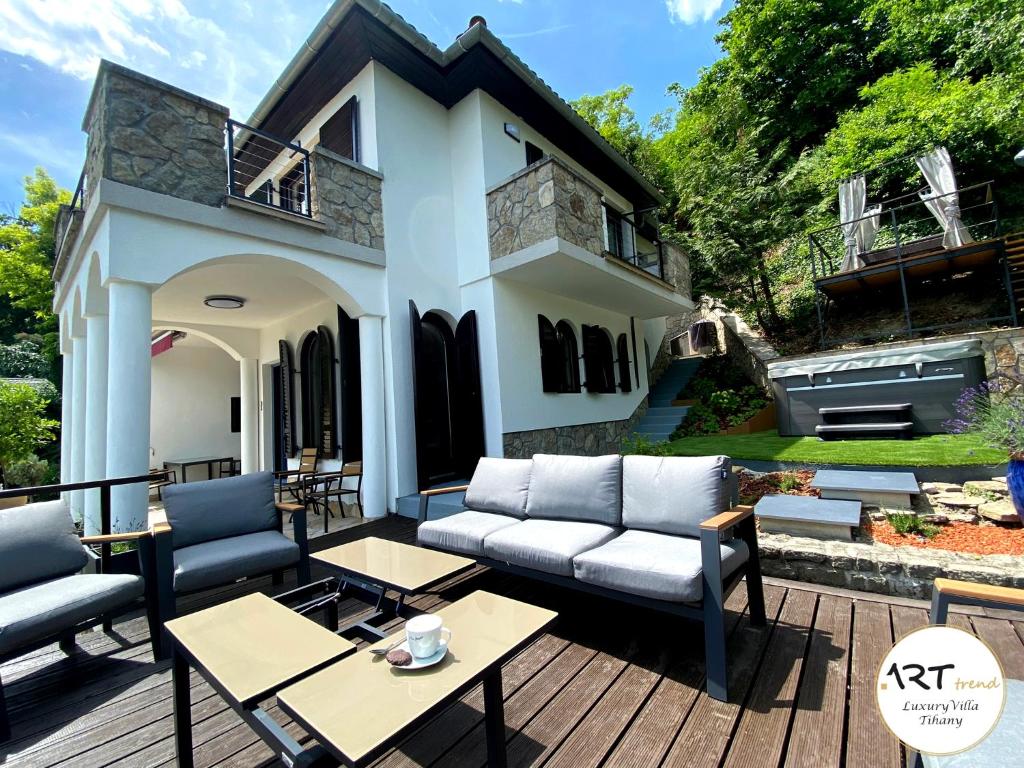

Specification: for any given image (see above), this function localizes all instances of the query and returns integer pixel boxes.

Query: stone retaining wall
[503,400,647,457]
[487,157,605,259]
[759,532,1024,599]
[310,147,385,250]
[83,60,229,209]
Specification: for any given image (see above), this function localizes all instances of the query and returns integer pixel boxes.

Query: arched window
[582,325,616,394]
[616,334,632,393]
[299,326,338,457]
[555,321,581,393]
[538,315,562,393]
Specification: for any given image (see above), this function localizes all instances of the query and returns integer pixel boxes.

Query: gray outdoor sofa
[417,454,765,701]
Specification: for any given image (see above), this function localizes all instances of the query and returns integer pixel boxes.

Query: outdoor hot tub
[768,339,987,437]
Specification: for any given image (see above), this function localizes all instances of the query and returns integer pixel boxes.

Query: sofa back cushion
[524,454,622,525]
[464,458,532,518]
[163,471,278,549]
[622,455,732,537]
[0,500,88,593]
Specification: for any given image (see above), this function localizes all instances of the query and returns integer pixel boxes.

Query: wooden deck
[3,516,1023,768]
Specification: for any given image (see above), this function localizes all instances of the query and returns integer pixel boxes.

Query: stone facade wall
[487,157,604,259]
[759,532,1024,599]
[660,242,691,299]
[503,400,648,457]
[83,61,229,207]
[310,147,385,250]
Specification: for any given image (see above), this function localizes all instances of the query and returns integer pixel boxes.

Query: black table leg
[172,646,194,768]
[483,670,507,768]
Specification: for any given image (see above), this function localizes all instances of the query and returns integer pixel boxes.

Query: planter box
[720,403,777,435]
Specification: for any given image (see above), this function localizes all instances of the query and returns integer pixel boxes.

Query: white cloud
[665,0,725,25]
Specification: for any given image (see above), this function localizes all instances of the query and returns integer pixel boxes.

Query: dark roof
[247,0,664,208]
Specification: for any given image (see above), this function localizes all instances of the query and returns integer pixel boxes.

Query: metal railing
[226,118,311,217]
[808,181,1000,281]
[603,203,667,281]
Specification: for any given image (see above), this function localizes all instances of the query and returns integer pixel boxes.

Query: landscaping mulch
[738,470,818,505]
[863,518,1024,556]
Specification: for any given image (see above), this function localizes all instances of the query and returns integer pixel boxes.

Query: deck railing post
[225,120,235,198]
[890,208,914,335]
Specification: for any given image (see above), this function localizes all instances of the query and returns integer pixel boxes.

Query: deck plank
[845,600,900,768]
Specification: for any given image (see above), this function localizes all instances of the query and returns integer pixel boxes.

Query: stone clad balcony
[485,157,691,318]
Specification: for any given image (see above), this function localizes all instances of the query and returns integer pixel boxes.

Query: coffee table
[277,590,558,767]
[312,537,475,639]
[165,592,356,768]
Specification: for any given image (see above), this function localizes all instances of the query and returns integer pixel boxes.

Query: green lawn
[655,430,1006,467]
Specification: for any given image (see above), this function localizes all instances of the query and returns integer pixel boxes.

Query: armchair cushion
[0,500,88,593]
[482,519,617,577]
[573,530,749,603]
[163,471,278,549]
[622,455,731,538]
[172,531,299,593]
[418,511,521,556]
[525,454,622,525]
[464,458,532,518]
[0,573,144,655]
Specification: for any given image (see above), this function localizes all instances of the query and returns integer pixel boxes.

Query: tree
[0,380,59,487]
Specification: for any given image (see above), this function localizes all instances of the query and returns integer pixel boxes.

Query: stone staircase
[632,357,702,443]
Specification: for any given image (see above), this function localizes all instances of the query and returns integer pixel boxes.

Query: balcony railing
[602,202,666,281]
[226,118,311,218]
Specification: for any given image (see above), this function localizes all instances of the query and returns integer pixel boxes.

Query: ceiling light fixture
[203,295,246,309]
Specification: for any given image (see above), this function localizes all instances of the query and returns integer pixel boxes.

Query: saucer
[388,639,449,670]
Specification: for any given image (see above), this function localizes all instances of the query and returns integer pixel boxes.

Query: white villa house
[52,0,693,534]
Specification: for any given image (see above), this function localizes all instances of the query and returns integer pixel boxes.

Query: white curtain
[916,146,973,248]
[839,176,873,272]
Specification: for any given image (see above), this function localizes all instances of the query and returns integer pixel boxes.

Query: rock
[979,500,1022,523]
[920,513,950,525]
[932,493,987,509]
[921,482,961,495]
[869,511,888,522]
[963,480,1009,498]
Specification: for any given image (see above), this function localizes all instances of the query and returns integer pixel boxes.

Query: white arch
[149,322,259,361]
[83,251,108,317]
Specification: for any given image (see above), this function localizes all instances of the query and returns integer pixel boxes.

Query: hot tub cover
[767,339,984,379]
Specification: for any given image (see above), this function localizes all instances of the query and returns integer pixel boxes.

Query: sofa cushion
[0,573,144,655]
[483,519,618,577]
[0,500,88,594]
[573,529,749,603]
[524,454,622,525]
[172,530,299,593]
[464,458,532,518]
[418,511,521,556]
[163,471,278,549]
[621,455,731,538]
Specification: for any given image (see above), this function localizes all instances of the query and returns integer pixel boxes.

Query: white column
[359,315,387,518]
[70,334,88,522]
[105,281,152,532]
[239,357,259,474]
[59,348,74,505]
[83,313,109,534]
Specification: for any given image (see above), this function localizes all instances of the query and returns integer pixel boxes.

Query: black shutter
[582,325,615,394]
[454,311,486,477]
[538,315,562,393]
[320,96,359,161]
[316,325,339,458]
[337,306,362,463]
[617,334,632,393]
[278,340,297,458]
[409,301,428,489]
[555,321,581,393]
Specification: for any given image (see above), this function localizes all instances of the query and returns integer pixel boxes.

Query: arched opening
[582,325,616,394]
[556,320,582,393]
[299,326,339,458]
[538,315,582,394]
[616,333,632,393]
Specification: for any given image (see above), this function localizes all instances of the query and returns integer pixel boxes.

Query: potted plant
[0,380,59,508]
[946,375,1024,522]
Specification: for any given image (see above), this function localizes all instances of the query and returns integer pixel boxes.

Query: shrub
[621,435,673,456]
[0,381,59,486]
[0,340,50,379]
[777,473,801,492]
[3,454,49,488]
[887,512,940,539]
[945,376,1024,455]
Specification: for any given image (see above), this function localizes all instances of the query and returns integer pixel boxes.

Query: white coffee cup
[405,614,452,660]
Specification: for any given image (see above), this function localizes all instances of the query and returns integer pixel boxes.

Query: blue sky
[0,0,730,210]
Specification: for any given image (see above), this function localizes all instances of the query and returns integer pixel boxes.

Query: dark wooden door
[454,311,485,478]
[337,306,362,463]
[410,302,459,488]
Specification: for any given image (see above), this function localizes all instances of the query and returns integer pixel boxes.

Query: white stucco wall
[150,344,241,480]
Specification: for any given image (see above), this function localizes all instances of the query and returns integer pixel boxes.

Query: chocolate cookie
[386,648,413,667]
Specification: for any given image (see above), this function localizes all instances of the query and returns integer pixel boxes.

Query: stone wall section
[310,147,385,250]
[660,242,692,299]
[503,399,648,457]
[83,61,229,208]
[487,157,605,260]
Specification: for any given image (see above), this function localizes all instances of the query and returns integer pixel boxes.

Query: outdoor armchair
[0,488,163,743]
[273,447,318,504]
[151,471,312,634]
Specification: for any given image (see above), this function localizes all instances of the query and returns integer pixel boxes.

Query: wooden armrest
[273,468,302,478]
[933,578,1024,608]
[419,484,470,497]
[276,502,305,514]
[700,505,754,532]
[148,508,172,535]
[80,530,151,544]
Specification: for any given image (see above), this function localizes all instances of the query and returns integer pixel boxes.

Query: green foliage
[0,381,59,483]
[670,355,771,437]
[777,473,801,493]
[886,511,940,538]
[620,434,673,456]
[0,339,50,378]
[3,453,49,488]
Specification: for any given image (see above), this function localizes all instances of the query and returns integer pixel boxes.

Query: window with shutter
[616,334,632,393]
[538,315,562,393]
[555,321,581,393]
[582,325,616,394]
[320,96,360,162]
[525,141,544,166]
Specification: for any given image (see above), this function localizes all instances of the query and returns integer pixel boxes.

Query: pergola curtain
[916,146,973,248]
[838,176,876,272]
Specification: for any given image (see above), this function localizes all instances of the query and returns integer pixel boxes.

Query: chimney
[468,15,487,30]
